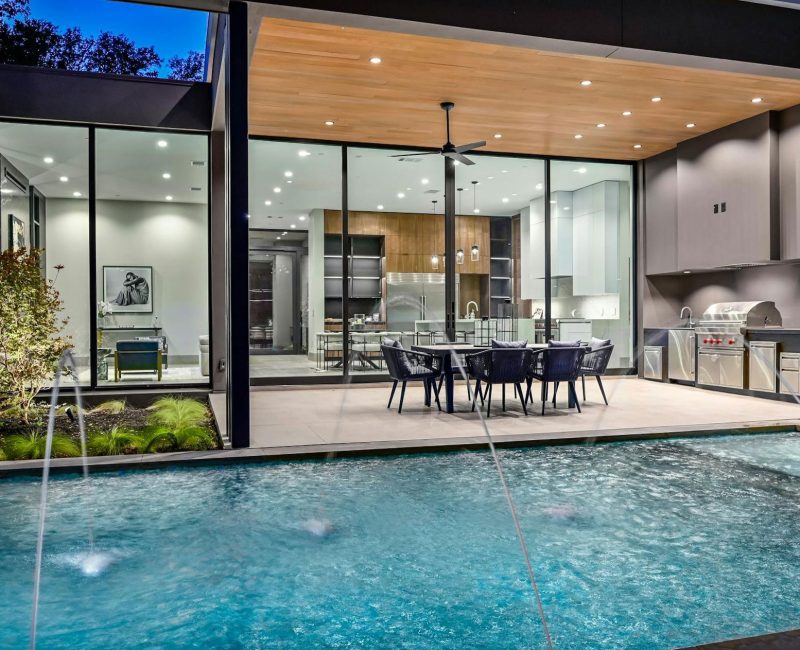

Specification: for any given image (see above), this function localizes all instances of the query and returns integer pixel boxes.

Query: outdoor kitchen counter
[748,328,800,353]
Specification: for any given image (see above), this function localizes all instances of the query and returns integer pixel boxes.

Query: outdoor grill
[695,301,782,351]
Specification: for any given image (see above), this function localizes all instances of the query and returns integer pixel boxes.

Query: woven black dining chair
[381,342,442,414]
[466,347,532,417]
[526,346,587,415]
[579,342,614,405]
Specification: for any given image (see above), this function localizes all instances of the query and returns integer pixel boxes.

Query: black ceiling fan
[391,102,486,166]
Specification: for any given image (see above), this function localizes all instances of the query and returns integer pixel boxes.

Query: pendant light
[457,187,463,215]
[472,180,480,214]
[456,248,464,265]
[471,243,480,262]
[431,200,439,269]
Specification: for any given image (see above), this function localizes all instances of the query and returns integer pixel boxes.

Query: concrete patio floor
[209,377,800,451]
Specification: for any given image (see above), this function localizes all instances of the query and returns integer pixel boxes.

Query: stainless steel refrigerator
[386,272,458,332]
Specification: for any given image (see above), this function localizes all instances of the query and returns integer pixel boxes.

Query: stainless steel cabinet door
[749,343,776,392]
[697,352,719,386]
[718,351,744,389]
[668,330,695,381]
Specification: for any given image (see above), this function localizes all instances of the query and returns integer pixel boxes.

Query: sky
[28,0,209,74]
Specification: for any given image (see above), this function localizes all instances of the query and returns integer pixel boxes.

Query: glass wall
[95,129,209,385]
[0,121,91,383]
[455,154,547,344]
[248,140,342,379]
[548,160,634,370]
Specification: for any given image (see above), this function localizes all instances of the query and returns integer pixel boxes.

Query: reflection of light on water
[53,550,120,577]
[542,505,578,520]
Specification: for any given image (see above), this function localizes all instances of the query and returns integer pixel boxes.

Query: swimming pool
[2,432,800,648]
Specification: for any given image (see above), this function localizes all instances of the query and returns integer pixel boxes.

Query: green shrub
[3,431,80,460]
[87,426,141,456]
[88,400,127,415]
[147,397,209,431]
[137,426,215,453]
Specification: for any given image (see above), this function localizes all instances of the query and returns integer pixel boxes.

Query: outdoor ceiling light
[622,111,632,116]
[59,176,68,182]
[369,56,382,64]
[162,173,171,179]
[43,156,54,164]
[580,80,592,86]
[574,134,583,139]
[157,140,168,148]
[471,244,480,262]
[651,96,662,102]
[324,120,335,126]
[752,97,763,104]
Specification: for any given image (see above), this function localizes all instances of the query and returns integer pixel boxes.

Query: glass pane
[550,160,634,370]
[248,140,342,378]
[0,121,90,385]
[95,129,210,385]
[456,154,547,344]
[348,146,445,374]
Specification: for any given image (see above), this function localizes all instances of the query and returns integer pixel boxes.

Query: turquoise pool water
[3,432,800,648]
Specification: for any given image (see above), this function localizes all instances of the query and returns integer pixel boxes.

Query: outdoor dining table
[411,343,551,413]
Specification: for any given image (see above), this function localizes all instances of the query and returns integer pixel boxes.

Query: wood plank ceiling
[249,17,800,161]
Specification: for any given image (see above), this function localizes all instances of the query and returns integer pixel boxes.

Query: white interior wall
[307,208,325,356]
[45,198,209,363]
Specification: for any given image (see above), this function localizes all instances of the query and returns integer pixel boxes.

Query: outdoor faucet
[466,301,479,319]
[680,306,693,326]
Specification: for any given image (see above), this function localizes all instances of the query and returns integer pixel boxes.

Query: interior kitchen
[642,108,800,401]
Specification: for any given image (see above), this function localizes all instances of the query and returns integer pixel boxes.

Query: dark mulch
[55,408,152,437]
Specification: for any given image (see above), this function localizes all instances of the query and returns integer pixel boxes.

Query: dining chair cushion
[491,339,528,348]
[383,337,401,348]
[590,337,612,350]
[549,339,581,347]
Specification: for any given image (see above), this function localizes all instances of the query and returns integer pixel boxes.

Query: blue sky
[29,0,208,73]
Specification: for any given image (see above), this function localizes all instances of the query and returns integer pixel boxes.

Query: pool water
[3,432,800,649]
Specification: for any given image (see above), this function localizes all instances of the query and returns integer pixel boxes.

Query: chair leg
[387,380,398,408]
[582,375,586,400]
[486,383,493,418]
[596,375,609,405]
[471,380,478,412]
[541,382,546,416]
[516,383,528,415]
[569,382,582,413]
[398,381,407,414]
[424,379,431,407]
[432,378,441,411]
[552,382,559,407]
[525,378,532,404]
[502,383,506,411]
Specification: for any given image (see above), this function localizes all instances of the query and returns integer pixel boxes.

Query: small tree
[0,248,70,423]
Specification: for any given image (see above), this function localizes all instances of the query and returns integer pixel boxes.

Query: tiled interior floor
[249,353,386,378]
[210,377,800,449]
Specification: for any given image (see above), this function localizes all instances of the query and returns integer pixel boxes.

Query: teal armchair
[114,340,162,382]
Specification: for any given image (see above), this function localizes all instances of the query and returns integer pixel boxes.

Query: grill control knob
[728,339,735,345]
[716,339,722,344]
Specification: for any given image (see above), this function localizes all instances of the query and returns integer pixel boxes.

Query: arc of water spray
[30,350,94,650]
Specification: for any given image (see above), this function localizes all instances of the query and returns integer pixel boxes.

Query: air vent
[423,189,440,194]
[395,157,423,163]
[190,187,202,191]
[191,160,206,167]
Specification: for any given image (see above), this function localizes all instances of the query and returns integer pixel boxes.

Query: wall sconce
[431,253,439,271]
[471,244,480,262]
[456,249,464,265]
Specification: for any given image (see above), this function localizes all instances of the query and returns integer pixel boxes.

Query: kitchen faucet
[680,306,694,326]
[465,301,479,319]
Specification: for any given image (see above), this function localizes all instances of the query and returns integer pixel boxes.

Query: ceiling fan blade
[454,140,486,153]
[445,151,475,166]
[389,152,438,158]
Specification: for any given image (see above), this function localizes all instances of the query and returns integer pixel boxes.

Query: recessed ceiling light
[473,208,480,214]
[265,200,272,205]
[622,111,632,117]
[596,123,606,128]
[686,123,696,128]
[752,97,763,104]
[286,180,293,184]
[535,184,543,190]
[59,176,68,182]
[377,204,384,210]
[290,224,297,229]
[563,206,571,211]
[580,80,592,86]
[299,215,307,220]
[501,169,508,173]
[683,270,692,274]
[165,195,173,201]
[43,156,54,164]
[276,236,281,240]
[162,173,171,179]
[421,178,429,185]
[633,144,642,149]
[298,150,311,157]
[73,191,82,197]
[549,200,557,204]
[494,133,502,139]
[512,192,519,196]
[574,134,583,139]
[273,187,281,193]
[369,56,382,64]
[502,197,509,203]
[575,167,587,174]
[397,192,405,198]
[324,120,335,126]
[284,171,293,177]
[487,176,494,180]
[157,140,168,148]
[651,96,662,102]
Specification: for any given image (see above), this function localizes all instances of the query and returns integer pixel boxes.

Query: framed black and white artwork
[8,214,24,251]
[103,266,153,313]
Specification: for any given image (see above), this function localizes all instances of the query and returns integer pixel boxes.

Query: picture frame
[103,266,153,313]
[7,214,24,251]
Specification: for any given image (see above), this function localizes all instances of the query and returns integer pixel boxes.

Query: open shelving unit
[489,217,513,318]
[324,234,384,319]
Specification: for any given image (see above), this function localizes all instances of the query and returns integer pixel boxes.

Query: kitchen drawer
[643,346,664,381]
[779,369,800,395]
[780,354,800,371]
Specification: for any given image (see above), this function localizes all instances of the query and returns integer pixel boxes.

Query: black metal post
[342,145,350,379]
[444,156,456,341]
[544,159,552,342]
[227,1,250,447]
[88,126,97,387]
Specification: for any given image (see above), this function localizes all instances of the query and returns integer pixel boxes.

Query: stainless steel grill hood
[699,301,782,329]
